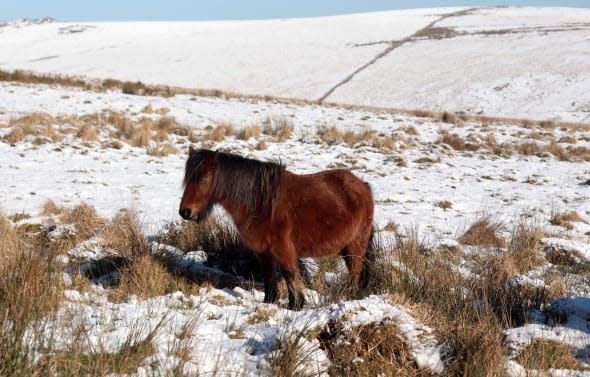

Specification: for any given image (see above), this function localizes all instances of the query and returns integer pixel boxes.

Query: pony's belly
[297,244,342,258]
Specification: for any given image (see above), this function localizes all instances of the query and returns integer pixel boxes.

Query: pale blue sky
[2,0,588,21]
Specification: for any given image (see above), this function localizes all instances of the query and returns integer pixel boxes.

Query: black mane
[184,149,285,216]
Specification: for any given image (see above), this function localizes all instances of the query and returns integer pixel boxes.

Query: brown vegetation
[437,132,480,151]
[317,125,398,151]
[2,68,589,133]
[0,211,63,376]
[459,217,506,248]
[238,125,261,140]
[205,123,236,142]
[515,339,579,370]
[320,323,433,376]
[100,209,148,260]
[263,116,294,142]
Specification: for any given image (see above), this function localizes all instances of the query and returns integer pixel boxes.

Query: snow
[1,76,590,375]
[32,287,444,376]
[1,7,589,122]
[0,9,445,101]
[1,6,590,376]
[542,237,590,263]
[505,296,590,376]
[1,81,589,239]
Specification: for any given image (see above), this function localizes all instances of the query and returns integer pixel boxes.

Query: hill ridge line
[317,7,480,103]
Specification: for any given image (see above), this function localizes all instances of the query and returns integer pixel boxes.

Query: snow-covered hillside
[1,7,589,122]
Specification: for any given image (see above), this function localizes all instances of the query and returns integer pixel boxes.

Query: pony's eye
[198,177,207,184]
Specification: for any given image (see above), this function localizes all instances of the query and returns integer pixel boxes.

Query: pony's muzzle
[179,208,192,220]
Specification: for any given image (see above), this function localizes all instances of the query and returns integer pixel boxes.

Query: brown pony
[179,147,374,310]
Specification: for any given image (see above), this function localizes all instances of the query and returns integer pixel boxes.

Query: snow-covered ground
[1,80,590,375]
[2,6,590,376]
[1,6,590,122]
[1,82,589,239]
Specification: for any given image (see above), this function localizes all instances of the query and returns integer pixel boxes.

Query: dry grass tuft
[41,199,62,217]
[459,217,506,248]
[159,218,260,282]
[558,135,577,144]
[317,125,397,151]
[515,339,579,370]
[435,200,452,211]
[401,125,419,136]
[206,123,236,142]
[550,209,586,229]
[544,142,570,161]
[110,255,192,302]
[131,121,152,147]
[320,323,432,376]
[516,142,542,156]
[437,133,479,151]
[0,210,64,376]
[156,116,177,133]
[317,126,345,145]
[3,113,63,144]
[372,228,511,376]
[263,116,293,142]
[47,203,105,254]
[147,142,179,157]
[59,203,104,242]
[141,104,171,115]
[76,123,99,142]
[508,222,546,274]
[485,132,497,146]
[238,125,261,140]
[108,112,134,140]
[101,209,148,260]
[256,140,268,150]
[569,146,590,161]
[440,111,463,125]
[38,325,159,376]
[382,220,399,233]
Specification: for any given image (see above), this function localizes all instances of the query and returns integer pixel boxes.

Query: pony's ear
[189,145,196,156]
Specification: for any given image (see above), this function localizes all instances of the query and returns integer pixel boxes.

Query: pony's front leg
[281,268,305,310]
[274,248,305,310]
[257,253,279,304]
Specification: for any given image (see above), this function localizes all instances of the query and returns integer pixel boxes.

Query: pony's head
[179,147,216,222]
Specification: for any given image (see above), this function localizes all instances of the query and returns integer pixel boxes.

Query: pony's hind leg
[257,253,279,303]
[341,241,366,289]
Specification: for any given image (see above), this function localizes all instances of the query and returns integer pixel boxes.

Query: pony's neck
[217,197,252,229]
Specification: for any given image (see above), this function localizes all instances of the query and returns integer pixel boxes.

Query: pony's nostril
[179,208,191,220]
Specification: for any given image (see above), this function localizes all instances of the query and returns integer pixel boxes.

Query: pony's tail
[360,225,378,292]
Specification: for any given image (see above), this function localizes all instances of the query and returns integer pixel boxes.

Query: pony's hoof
[288,293,306,311]
[263,292,280,304]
